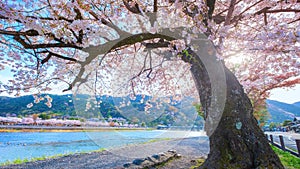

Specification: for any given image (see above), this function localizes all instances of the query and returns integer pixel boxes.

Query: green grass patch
[189,146,300,169]
[1,155,57,166]
[271,145,300,169]
[143,138,171,144]
[0,148,106,166]
[190,158,205,169]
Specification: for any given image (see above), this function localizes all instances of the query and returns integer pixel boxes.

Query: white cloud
[269,84,300,104]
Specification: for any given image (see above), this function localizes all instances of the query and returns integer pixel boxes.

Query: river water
[0,130,205,163]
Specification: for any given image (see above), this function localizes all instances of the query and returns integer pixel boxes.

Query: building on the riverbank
[290,117,300,133]
[282,117,300,133]
[0,116,137,128]
[0,116,82,127]
[0,117,22,125]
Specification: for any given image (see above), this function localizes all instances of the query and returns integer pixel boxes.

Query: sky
[268,84,300,104]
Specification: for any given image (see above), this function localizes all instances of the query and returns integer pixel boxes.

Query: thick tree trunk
[200,67,283,169]
[182,45,284,168]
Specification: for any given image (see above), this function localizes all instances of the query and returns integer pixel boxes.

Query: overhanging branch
[41,51,79,64]
[12,35,82,49]
[82,32,176,66]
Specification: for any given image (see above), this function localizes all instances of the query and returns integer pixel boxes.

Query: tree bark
[182,44,284,168]
[201,67,283,169]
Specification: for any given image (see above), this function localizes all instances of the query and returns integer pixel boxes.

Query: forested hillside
[0,95,75,117]
[0,94,202,127]
[267,100,300,123]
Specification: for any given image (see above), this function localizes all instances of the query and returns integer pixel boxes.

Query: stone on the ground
[122,150,179,169]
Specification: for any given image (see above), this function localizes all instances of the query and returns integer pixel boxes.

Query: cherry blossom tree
[0,0,299,168]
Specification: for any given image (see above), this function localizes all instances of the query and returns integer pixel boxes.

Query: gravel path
[1,136,209,169]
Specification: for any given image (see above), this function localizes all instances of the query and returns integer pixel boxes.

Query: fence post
[279,135,286,151]
[270,135,274,145]
[296,139,300,157]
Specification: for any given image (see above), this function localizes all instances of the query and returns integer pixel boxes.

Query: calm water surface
[0,130,193,163]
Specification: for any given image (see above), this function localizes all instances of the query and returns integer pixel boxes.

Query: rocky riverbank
[1,137,209,169]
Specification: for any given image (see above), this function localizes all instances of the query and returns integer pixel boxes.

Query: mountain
[0,94,202,127]
[266,99,300,123]
[0,94,131,118]
[1,94,299,124]
[0,94,75,117]
[292,101,300,108]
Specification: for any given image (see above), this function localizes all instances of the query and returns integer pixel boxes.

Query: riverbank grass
[0,128,153,133]
[0,148,106,166]
[190,158,205,169]
[271,145,300,169]
[188,146,300,169]
[143,138,171,144]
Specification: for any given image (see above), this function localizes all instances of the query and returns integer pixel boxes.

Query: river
[0,130,205,164]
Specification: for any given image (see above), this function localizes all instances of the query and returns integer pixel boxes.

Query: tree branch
[154,0,158,12]
[239,0,264,16]
[0,29,38,37]
[214,0,242,18]
[12,35,82,49]
[230,0,264,24]
[142,40,170,49]
[0,13,73,23]
[82,33,175,67]
[288,17,300,24]
[254,7,300,15]
[265,9,300,13]
[101,18,131,37]
[0,29,82,49]
[224,0,237,25]
[123,0,143,14]
[207,0,216,19]
[68,30,179,92]
[73,7,84,44]
[41,51,79,64]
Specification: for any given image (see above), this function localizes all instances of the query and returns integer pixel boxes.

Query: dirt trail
[1,137,209,169]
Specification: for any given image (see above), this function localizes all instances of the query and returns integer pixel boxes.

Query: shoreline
[0,137,209,169]
[0,125,153,132]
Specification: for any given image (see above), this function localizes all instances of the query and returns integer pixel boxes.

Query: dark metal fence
[265,134,300,158]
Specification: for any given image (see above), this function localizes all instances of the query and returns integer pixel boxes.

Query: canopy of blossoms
[0,0,298,112]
